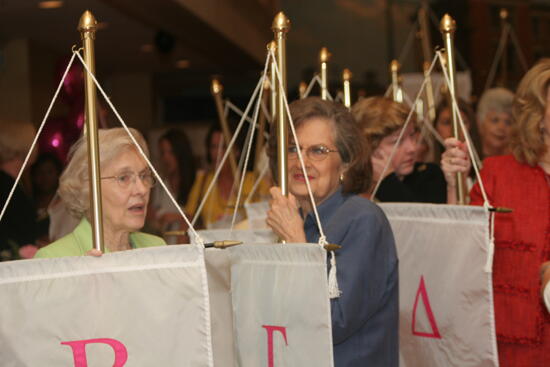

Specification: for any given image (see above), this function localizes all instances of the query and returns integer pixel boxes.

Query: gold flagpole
[211,78,238,178]
[440,14,466,205]
[78,10,104,252]
[418,3,436,123]
[342,68,352,108]
[319,47,331,100]
[499,8,509,87]
[390,60,403,103]
[272,12,290,197]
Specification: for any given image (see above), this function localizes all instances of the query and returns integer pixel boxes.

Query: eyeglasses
[101,170,156,189]
[288,144,339,162]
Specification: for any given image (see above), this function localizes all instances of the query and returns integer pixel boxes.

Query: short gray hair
[58,127,149,218]
[477,87,514,123]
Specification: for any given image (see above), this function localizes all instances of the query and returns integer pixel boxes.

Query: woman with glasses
[353,97,447,203]
[266,97,398,366]
[35,128,165,258]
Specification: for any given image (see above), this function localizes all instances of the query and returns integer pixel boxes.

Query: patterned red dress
[471,155,550,366]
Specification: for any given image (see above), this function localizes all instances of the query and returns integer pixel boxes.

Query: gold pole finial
[319,47,331,100]
[272,11,291,33]
[211,78,223,95]
[390,59,401,73]
[342,68,352,81]
[342,69,352,108]
[78,10,97,35]
[78,10,104,252]
[299,81,307,99]
[271,12,291,211]
[500,8,509,21]
[440,14,456,34]
[319,47,331,63]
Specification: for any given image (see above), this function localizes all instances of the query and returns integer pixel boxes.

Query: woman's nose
[132,176,148,195]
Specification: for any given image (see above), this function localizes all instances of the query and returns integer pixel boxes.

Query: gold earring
[339,173,344,183]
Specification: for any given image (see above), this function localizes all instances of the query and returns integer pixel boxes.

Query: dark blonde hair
[511,58,550,165]
[268,97,371,194]
[59,128,149,218]
[352,97,415,150]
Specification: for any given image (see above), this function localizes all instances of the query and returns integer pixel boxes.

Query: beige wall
[108,73,154,133]
[0,39,32,124]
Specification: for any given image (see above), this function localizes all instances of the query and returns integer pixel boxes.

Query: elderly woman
[476,87,514,158]
[442,59,550,365]
[35,128,165,258]
[266,97,398,366]
[353,96,447,203]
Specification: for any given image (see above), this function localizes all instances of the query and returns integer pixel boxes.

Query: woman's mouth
[293,173,314,182]
[128,204,145,214]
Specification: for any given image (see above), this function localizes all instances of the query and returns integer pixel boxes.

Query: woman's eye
[118,174,131,184]
[311,146,328,155]
[288,146,298,153]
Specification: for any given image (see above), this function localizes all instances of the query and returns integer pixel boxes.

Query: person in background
[148,129,196,241]
[353,97,447,203]
[185,122,268,228]
[0,121,38,260]
[35,128,165,258]
[442,59,550,365]
[31,152,63,243]
[266,97,398,366]
[476,88,514,158]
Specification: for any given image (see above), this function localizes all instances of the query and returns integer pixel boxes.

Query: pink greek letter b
[262,325,288,367]
[61,338,128,367]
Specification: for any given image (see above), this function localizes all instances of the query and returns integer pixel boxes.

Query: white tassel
[328,251,341,298]
[484,211,496,273]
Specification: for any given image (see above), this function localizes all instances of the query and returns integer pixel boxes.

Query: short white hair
[477,87,514,123]
[58,127,149,218]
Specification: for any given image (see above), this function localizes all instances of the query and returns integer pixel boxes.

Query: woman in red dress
[443,59,550,366]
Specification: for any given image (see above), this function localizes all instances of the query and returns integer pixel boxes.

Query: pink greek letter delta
[262,325,288,367]
[61,338,128,367]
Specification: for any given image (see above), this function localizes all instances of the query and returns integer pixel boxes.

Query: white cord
[371,54,440,199]
[483,24,510,92]
[303,74,322,99]
[230,73,268,230]
[74,51,205,245]
[436,50,491,207]
[0,52,77,225]
[245,162,269,205]
[190,61,268,228]
[225,100,256,125]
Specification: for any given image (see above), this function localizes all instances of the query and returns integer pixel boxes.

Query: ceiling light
[38,1,63,9]
[140,44,154,53]
[175,59,190,69]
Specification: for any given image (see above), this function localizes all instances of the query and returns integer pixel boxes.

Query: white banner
[0,246,213,367]
[380,203,498,367]
[229,244,334,367]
